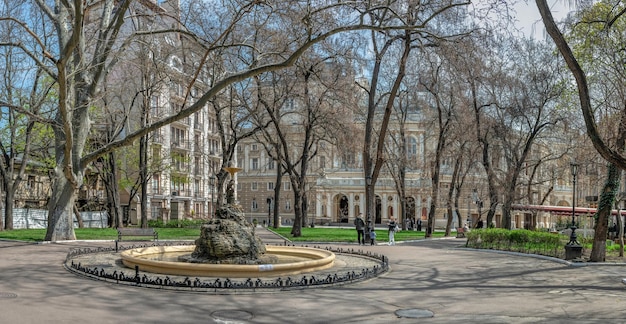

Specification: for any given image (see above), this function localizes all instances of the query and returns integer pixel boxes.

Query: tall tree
[2,1,456,241]
[537,0,626,169]
[538,0,626,259]
[0,1,54,230]
[360,1,471,235]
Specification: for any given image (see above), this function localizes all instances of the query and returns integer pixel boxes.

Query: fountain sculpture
[120,164,335,277]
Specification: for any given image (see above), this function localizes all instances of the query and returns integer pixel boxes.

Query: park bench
[456,227,466,238]
[117,227,158,242]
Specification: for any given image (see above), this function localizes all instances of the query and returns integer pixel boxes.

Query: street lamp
[472,188,482,228]
[266,197,272,227]
[569,162,578,238]
[565,161,582,260]
[209,175,215,218]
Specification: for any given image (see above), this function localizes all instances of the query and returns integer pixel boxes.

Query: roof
[511,204,626,216]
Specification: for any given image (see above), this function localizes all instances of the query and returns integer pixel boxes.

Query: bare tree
[0,1,55,230]
[537,0,626,169]
[538,0,626,260]
[360,1,471,236]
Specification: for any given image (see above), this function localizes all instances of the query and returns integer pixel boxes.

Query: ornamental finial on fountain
[223,161,242,205]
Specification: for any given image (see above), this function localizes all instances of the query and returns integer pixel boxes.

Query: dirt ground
[581,245,626,263]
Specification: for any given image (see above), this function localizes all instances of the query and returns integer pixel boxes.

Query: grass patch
[269,226,444,243]
[0,227,202,242]
[1,226,450,243]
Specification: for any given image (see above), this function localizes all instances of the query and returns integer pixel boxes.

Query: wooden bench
[456,227,466,238]
[117,228,158,241]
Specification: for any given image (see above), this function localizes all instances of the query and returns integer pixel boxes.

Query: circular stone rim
[120,245,335,278]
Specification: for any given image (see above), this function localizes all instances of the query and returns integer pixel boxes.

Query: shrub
[466,228,566,258]
[147,219,206,228]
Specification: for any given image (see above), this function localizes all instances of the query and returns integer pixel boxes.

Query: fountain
[120,164,335,278]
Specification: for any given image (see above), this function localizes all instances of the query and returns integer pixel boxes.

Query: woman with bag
[387,217,397,246]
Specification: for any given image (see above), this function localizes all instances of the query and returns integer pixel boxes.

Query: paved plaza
[1,228,626,323]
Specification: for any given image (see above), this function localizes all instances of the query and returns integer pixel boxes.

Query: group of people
[354,213,399,246]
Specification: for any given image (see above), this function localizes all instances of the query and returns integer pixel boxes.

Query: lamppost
[209,175,215,218]
[565,161,582,260]
[570,162,578,237]
[466,195,471,227]
[266,197,272,227]
[472,189,482,228]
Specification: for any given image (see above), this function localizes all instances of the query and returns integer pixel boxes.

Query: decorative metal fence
[65,242,389,292]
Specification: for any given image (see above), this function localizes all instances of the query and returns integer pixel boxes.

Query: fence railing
[65,242,388,292]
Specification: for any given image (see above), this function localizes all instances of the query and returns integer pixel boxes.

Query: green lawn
[0,227,202,242]
[269,226,445,243]
[0,226,448,243]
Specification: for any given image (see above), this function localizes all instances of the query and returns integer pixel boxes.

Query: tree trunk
[139,134,149,228]
[272,162,282,229]
[45,175,78,241]
[106,151,122,228]
[73,205,84,228]
[291,185,302,237]
[590,164,619,262]
[616,201,623,258]
[3,185,14,230]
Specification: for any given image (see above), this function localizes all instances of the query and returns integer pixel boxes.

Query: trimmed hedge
[147,219,206,228]
[466,228,568,259]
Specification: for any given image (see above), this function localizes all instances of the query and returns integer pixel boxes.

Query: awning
[511,204,626,217]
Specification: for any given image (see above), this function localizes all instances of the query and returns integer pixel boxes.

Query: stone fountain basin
[120,245,335,278]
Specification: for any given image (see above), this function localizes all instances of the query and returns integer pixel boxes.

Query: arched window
[169,56,182,71]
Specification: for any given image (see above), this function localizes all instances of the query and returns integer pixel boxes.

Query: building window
[285,200,291,211]
[194,179,201,196]
[251,182,258,191]
[171,126,186,148]
[252,199,258,211]
[268,182,274,190]
[152,174,161,193]
[320,156,325,169]
[150,96,159,117]
[407,137,417,158]
[252,158,259,170]
[27,176,35,189]
[284,182,291,191]
[268,159,275,170]
[252,144,258,151]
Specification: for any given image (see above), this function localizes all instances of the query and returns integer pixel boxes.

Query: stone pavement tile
[1,238,626,323]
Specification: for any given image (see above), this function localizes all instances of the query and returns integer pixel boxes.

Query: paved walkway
[1,228,626,323]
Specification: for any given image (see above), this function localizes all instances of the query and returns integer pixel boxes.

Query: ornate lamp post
[570,162,578,237]
[365,176,374,243]
[209,175,215,218]
[565,161,582,260]
[266,197,272,227]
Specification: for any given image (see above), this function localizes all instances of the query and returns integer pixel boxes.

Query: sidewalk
[1,236,625,323]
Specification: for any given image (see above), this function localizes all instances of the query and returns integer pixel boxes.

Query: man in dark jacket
[354,214,366,245]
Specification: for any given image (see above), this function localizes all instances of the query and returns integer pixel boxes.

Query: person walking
[354,213,366,245]
[387,217,397,246]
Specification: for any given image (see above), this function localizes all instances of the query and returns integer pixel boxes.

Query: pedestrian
[370,229,377,245]
[354,213,366,245]
[387,217,397,246]
[417,218,422,231]
[477,219,484,229]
